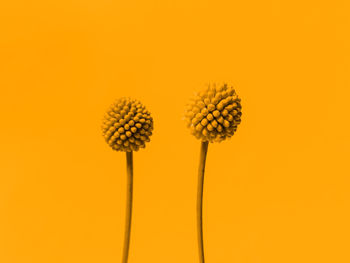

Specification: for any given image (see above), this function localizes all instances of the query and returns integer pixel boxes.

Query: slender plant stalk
[122,151,133,263]
[197,141,209,263]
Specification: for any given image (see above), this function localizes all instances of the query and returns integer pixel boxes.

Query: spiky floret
[185,83,242,143]
[102,97,153,152]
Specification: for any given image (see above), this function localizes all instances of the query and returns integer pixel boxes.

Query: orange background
[1,0,349,262]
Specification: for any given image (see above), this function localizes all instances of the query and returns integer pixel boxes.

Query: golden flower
[185,83,242,142]
[102,97,153,152]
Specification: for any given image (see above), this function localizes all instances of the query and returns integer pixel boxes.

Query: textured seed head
[185,83,242,143]
[102,97,154,152]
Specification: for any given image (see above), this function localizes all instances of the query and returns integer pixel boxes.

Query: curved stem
[122,151,133,263]
[197,141,209,263]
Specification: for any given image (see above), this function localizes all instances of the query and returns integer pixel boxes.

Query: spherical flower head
[184,83,242,143]
[102,97,154,152]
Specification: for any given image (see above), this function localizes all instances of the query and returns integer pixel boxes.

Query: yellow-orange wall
[0,1,349,262]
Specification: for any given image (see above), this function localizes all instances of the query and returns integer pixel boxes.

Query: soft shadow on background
[0,1,349,262]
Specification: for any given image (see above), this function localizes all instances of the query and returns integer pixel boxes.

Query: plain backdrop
[0,0,349,262]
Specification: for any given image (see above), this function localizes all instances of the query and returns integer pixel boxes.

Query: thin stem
[197,141,209,263]
[122,151,133,263]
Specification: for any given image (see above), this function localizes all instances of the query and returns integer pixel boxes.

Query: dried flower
[185,83,242,142]
[102,97,153,152]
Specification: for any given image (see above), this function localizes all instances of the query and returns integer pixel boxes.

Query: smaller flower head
[185,83,242,142]
[102,97,153,152]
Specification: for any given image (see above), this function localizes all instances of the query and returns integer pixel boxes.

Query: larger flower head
[185,83,242,142]
[102,98,153,152]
